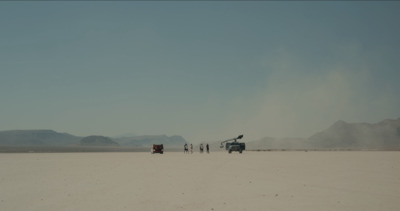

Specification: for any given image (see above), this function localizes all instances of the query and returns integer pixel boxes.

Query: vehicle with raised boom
[220,135,245,153]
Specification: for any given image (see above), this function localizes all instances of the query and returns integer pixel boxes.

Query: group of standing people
[184,143,209,154]
[199,143,209,153]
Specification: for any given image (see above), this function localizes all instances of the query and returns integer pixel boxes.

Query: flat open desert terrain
[1,151,399,211]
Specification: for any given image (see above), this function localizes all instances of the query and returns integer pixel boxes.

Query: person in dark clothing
[184,144,189,154]
[206,144,209,153]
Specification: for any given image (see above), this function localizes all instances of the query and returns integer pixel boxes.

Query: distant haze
[1,2,399,144]
[1,118,398,151]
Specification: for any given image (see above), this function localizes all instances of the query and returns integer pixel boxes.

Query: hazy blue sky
[1,1,399,143]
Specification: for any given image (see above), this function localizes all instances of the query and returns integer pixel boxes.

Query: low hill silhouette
[114,135,186,148]
[0,130,80,146]
[80,136,119,146]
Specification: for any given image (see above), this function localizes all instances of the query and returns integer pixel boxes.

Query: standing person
[206,143,209,153]
[184,144,188,154]
[200,144,204,153]
[190,144,193,154]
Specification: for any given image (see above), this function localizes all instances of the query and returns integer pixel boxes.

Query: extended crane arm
[220,135,243,148]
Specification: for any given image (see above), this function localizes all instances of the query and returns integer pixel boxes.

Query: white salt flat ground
[0,151,399,211]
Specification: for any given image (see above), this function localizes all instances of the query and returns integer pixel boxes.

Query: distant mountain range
[114,135,186,147]
[308,118,400,149]
[80,136,119,146]
[1,118,399,150]
[0,130,187,148]
[247,118,400,150]
[0,130,81,146]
